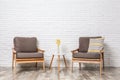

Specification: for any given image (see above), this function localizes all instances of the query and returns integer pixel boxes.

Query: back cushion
[79,37,89,52]
[79,36,102,52]
[14,37,37,52]
[88,38,104,53]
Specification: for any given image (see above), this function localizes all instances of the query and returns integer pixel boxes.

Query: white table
[49,53,67,73]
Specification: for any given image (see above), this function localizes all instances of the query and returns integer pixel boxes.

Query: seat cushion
[16,52,43,59]
[14,37,37,52]
[73,52,100,59]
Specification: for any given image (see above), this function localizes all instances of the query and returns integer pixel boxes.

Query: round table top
[52,53,66,56]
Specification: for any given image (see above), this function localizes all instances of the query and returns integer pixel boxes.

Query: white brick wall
[0,0,120,67]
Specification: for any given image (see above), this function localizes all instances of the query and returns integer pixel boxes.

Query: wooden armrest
[101,50,104,53]
[71,48,79,54]
[37,48,45,53]
[12,48,16,54]
[100,48,104,53]
[99,48,104,59]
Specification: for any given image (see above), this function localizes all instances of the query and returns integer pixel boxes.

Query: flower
[56,39,61,46]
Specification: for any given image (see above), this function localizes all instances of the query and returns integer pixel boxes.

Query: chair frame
[12,48,45,71]
[71,48,104,76]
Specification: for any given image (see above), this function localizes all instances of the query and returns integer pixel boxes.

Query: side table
[49,54,67,73]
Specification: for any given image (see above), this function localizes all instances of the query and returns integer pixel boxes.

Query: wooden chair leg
[103,54,104,69]
[35,62,37,67]
[100,62,102,77]
[72,61,73,72]
[101,60,103,74]
[43,62,45,72]
[101,52,104,70]
[13,61,16,73]
[79,63,81,70]
[12,55,14,69]
[13,54,16,72]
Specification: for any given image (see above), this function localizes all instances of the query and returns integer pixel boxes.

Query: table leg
[49,55,54,70]
[58,55,60,73]
[63,55,67,68]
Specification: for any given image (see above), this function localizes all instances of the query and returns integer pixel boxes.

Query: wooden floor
[0,66,120,80]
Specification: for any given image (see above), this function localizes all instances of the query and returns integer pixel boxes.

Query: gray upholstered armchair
[71,37,104,76]
[12,37,45,71]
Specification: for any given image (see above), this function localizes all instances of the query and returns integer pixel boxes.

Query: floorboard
[0,67,119,80]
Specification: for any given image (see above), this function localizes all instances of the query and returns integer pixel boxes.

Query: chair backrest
[14,37,37,52]
[79,36,102,52]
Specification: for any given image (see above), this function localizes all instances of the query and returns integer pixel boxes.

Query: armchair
[12,37,45,71]
[71,37,104,76]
